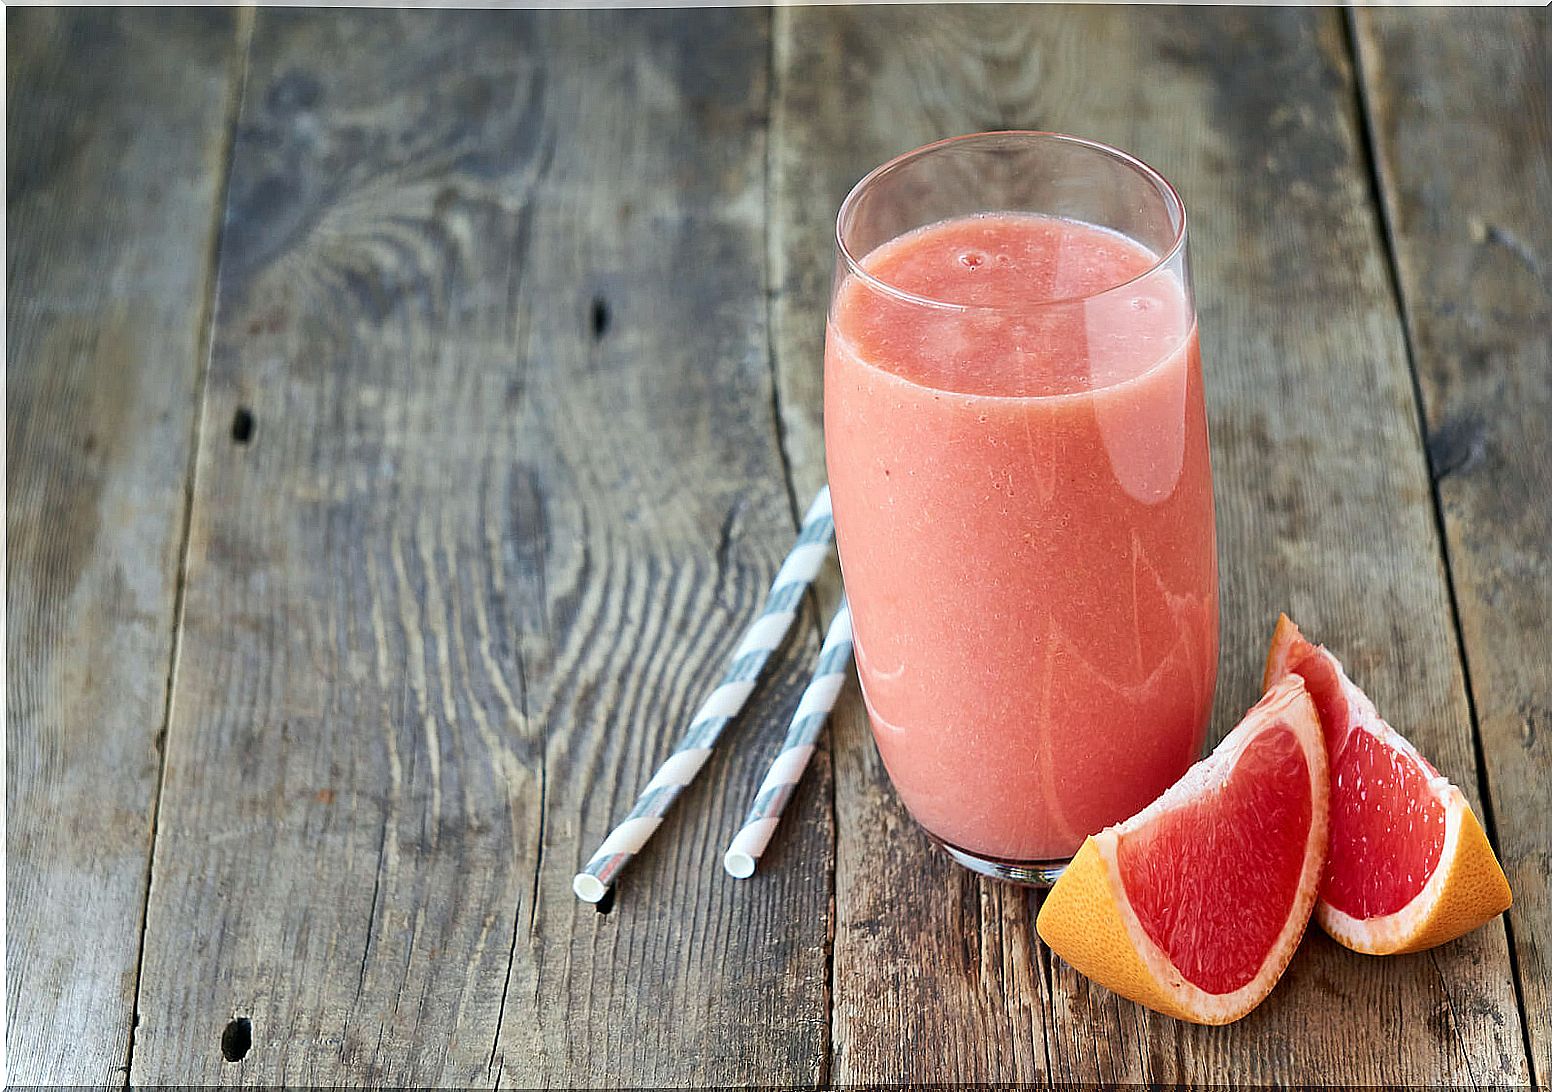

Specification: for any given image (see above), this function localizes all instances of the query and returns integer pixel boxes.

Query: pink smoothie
[825,213,1218,862]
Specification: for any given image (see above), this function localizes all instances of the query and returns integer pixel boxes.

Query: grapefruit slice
[1263,615,1511,955]
[1036,675,1328,1024]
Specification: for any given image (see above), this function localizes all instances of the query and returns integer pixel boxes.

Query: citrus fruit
[1263,614,1511,955]
[1036,674,1328,1024]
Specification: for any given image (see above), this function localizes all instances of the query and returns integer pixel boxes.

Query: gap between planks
[122,9,258,1085]
[762,8,839,1087]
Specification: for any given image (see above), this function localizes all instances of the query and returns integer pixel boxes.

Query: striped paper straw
[572,487,835,903]
[724,598,853,879]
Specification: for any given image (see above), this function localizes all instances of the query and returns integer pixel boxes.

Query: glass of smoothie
[825,132,1218,884]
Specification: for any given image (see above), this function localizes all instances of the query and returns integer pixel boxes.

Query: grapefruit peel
[1036,675,1328,1025]
[1262,614,1511,956]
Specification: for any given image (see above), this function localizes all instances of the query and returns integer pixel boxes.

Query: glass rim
[834,130,1188,313]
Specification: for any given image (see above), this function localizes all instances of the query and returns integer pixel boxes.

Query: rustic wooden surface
[1353,11,1552,1082]
[6,7,1545,1087]
[5,9,247,1086]
[125,10,829,1087]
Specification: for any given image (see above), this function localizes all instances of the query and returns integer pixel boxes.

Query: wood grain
[1355,9,1551,1082]
[5,10,244,1085]
[770,6,1530,1085]
[12,8,1541,1086]
[129,9,831,1086]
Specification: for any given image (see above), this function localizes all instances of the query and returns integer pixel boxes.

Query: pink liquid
[825,213,1218,862]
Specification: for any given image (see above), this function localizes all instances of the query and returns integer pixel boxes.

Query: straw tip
[572,872,609,903]
[723,850,757,879]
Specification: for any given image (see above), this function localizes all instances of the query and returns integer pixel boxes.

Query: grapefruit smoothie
[826,205,1218,868]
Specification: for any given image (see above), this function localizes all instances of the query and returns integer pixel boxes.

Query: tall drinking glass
[824,132,1218,884]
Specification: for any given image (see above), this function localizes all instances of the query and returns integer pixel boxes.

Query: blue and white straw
[724,598,853,879]
[572,487,835,903]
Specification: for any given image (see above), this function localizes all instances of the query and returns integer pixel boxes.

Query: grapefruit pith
[1263,614,1511,955]
[1036,675,1328,1025]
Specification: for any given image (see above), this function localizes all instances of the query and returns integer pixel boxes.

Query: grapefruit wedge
[1036,675,1328,1025]
[1263,615,1511,955]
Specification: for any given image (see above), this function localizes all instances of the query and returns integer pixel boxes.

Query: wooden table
[8,8,1548,1087]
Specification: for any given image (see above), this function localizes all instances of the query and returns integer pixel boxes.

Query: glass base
[929,834,1071,887]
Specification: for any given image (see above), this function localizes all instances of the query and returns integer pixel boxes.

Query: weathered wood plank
[490,11,835,1085]
[131,10,830,1086]
[1354,10,1551,1081]
[5,10,244,1084]
[771,6,1528,1085]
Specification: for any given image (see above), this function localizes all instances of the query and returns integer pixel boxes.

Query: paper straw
[572,487,835,903]
[724,597,853,879]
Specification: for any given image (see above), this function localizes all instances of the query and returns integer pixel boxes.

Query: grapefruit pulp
[1036,674,1328,1024]
[1263,615,1511,954]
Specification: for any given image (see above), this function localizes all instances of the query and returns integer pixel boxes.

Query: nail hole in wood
[231,407,256,445]
[594,885,615,915]
[221,1017,252,1062]
[590,296,611,339]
